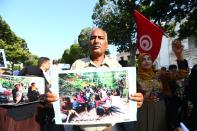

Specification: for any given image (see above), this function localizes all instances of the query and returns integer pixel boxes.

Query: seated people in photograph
[12,83,24,104]
[27,82,40,102]
[61,97,81,123]
[0,83,11,103]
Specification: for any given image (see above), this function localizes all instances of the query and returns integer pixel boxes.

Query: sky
[0,0,117,61]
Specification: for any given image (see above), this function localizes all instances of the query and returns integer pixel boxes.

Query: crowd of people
[0,27,196,131]
[60,85,126,123]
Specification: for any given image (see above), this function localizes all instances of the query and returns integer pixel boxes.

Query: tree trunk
[129,43,137,66]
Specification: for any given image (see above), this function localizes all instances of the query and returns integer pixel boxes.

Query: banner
[134,10,164,62]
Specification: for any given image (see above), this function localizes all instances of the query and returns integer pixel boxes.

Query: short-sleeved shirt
[71,56,122,70]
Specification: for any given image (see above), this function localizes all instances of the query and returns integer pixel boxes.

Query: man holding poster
[70,28,144,131]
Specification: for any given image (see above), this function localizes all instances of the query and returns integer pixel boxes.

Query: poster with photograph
[0,49,7,68]
[0,75,45,106]
[52,67,137,125]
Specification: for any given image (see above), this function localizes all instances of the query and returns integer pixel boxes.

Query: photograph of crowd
[0,49,7,68]
[0,75,45,105]
[55,67,137,125]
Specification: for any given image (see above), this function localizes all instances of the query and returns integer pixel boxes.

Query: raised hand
[172,40,184,60]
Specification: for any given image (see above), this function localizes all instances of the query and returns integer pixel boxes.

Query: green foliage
[0,76,36,90]
[70,44,85,59]
[23,54,39,66]
[92,0,136,52]
[178,9,197,39]
[58,70,128,96]
[78,27,92,48]
[0,16,37,67]
[1,81,12,89]
[78,27,94,57]
[91,0,196,66]
[1,41,30,63]
[61,27,95,65]
[92,0,137,65]
[0,16,18,44]
[12,65,21,71]
[139,0,197,39]
[61,43,88,65]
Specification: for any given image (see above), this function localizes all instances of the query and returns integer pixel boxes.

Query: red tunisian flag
[134,10,164,62]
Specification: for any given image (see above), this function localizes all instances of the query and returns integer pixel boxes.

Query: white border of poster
[52,67,137,125]
[0,49,7,68]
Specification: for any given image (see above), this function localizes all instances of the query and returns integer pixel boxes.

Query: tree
[92,0,137,66]
[0,16,18,44]
[61,43,88,65]
[0,16,35,68]
[92,0,196,66]
[78,27,110,56]
[23,54,39,66]
[69,44,86,61]
[136,0,197,39]
[61,26,117,65]
[78,27,92,48]
[61,49,72,64]
[78,27,92,57]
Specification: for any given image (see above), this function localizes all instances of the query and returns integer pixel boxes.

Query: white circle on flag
[139,35,152,51]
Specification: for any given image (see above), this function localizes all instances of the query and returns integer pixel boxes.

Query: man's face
[88,29,108,56]
[43,60,51,71]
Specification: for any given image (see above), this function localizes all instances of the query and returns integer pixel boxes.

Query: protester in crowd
[160,66,167,72]
[19,65,43,77]
[166,64,189,131]
[19,57,53,94]
[134,40,189,131]
[49,59,61,77]
[38,57,51,85]
[50,60,59,70]
[19,57,57,100]
[184,64,197,130]
[70,28,144,131]
[37,57,63,131]
[9,58,61,131]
